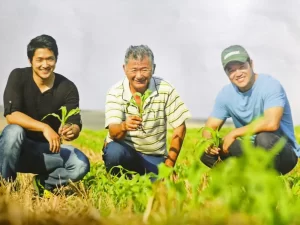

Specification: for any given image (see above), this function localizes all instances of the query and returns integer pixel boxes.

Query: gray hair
[124,45,155,68]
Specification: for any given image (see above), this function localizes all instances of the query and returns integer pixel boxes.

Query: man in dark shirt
[0,34,90,197]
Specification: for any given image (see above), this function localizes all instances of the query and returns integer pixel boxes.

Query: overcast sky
[0,0,300,123]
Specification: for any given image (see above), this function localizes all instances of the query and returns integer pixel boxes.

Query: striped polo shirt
[105,76,191,155]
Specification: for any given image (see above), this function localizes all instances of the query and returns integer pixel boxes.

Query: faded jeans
[103,141,165,176]
[0,124,90,190]
[200,132,298,175]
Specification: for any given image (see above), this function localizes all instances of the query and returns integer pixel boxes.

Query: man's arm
[108,123,127,140]
[108,115,142,141]
[203,117,226,138]
[6,111,49,132]
[3,69,60,152]
[6,112,61,153]
[164,86,191,167]
[165,122,186,167]
[222,107,283,152]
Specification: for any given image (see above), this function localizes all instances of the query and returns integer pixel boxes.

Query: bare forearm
[232,117,279,138]
[6,111,48,132]
[109,122,127,141]
[165,123,186,167]
[202,118,225,139]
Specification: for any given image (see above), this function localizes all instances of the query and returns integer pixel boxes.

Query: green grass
[2,127,300,225]
[69,127,300,225]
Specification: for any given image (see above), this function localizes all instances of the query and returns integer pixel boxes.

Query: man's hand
[108,116,142,141]
[205,146,220,155]
[123,115,142,131]
[42,125,61,153]
[59,123,80,141]
[222,130,237,154]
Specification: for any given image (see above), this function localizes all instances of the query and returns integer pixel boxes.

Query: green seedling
[129,89,152,133]
[42,106,81,142]
[197,127,223,162]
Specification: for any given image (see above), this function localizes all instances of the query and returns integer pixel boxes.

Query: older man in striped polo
[103,45,191,176]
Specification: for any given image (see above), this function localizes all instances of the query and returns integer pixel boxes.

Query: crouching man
[103,45,191,176]
[0,34,90,197]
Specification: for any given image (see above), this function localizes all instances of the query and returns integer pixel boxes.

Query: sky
[0,0,300,123]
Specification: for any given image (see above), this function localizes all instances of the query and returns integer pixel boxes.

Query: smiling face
[123,56,154,94]
[29,48,56,81]
[225,60,256,92]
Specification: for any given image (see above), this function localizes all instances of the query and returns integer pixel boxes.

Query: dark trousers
[200,132,298,175]
[102,141,165,176]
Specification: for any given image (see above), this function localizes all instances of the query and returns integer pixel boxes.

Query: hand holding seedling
[123,115,142,131]
[42,106,81,146]
[42,125,61,153]
[205,146,220,155]
[59,123,80,141]
[199,127,223,155]
[126,90,151,133]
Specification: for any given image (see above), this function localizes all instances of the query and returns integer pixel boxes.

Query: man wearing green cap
[200,45,299,174]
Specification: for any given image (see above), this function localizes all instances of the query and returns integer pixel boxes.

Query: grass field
[1,127,300,225]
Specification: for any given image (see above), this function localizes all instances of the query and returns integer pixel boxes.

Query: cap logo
[224,51,240,60]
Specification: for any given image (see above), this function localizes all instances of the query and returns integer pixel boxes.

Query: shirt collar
[122,77,158,101]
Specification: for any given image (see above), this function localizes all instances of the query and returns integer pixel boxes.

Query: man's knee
[63,147,90,181]
[2,124,25,141]
[1,124,25,157]
[102,141,132,173]
[103,142,128,164]
[255,132,279,150]
[200,152,218,168]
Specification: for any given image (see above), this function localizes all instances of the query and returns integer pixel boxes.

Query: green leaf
[41,113,62,123]
[132,90,152,116]
[198,126,220,147]
[133,92,142,97]
[141,89,152,102]
[65,107,81,124]
[60,106,68,125]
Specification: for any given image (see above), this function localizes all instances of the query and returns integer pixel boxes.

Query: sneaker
[32,175,53,198]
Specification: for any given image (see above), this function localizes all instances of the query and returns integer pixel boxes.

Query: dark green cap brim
[222,54,248,69]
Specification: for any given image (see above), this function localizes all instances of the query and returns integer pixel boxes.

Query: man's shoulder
[9,67,32,78]
[54,72,77,88]
[257,74,283,91]
[152,76,175,92]
[107,79,125,95]
[218,83,235,95]
[258,74,281,84]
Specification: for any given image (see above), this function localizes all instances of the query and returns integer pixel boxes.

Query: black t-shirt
[3,67,82,142]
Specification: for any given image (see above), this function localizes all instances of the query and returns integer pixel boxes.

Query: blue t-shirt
[211,74,300,157]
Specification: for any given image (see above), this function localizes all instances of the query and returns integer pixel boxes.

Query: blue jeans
[0,124,90,190]
[103,141,165,176]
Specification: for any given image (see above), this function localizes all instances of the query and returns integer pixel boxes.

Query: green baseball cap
[221,45,250,69]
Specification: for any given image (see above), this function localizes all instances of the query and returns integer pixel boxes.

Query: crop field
[1,127,300,225]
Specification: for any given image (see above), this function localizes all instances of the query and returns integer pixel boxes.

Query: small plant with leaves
[42,106,81,142]
[127,89,152,133]
[196,127,223,162]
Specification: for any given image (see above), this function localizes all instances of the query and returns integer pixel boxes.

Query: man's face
[225,61,254,92]
[30,48,56,80]
[123,56,154,94]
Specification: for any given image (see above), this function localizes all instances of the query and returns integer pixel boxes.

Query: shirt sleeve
[210,90,230,120]
[263,80,286,110]
[105,91,125,129]
[64,84,83,130]
[3,68,24,117]
[165,88,191,128]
